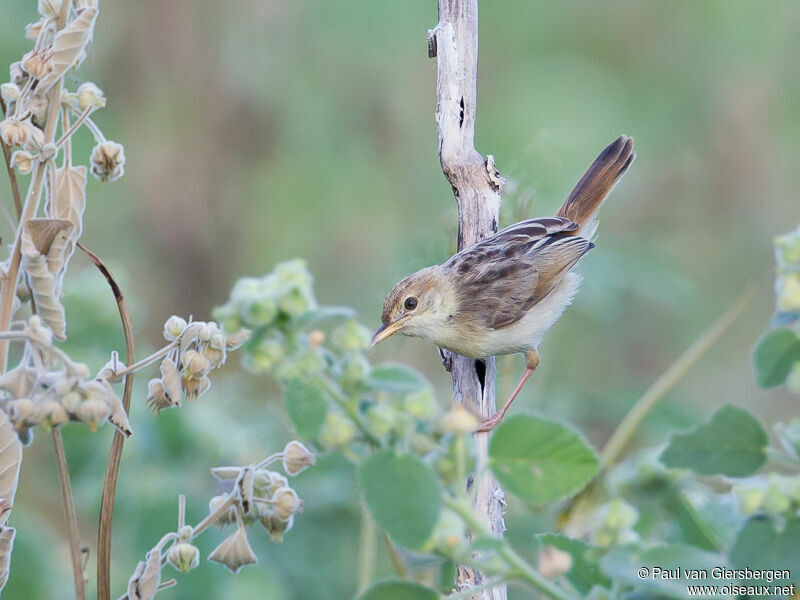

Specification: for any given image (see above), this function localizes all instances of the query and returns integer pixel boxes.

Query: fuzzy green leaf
[660,404,767,477]
[729,516,800,576]
[365,364,427,393]
[753,328,800,388]
[358,581,438,600]
[284,379,327,439]
[359,450,440,549]
[488,415,599,505]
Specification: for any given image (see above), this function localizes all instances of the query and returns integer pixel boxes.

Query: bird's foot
[476,412,503,433]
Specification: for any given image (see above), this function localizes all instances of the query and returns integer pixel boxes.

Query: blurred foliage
[1,1,800,599]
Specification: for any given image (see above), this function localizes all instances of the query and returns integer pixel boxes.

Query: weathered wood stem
[428,2,506,598]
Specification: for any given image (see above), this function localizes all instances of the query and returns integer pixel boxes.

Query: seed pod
[208,495,236,527]
[76,399,110,432]
[167,542,199,573]
[76,81,105,110]
[271,487,302,522]
[0,119,28,147]
[163,315,187,341]
[282,441,315,476]
[160,358,182,407]
[260,513,293,543]
[208,522,258,574]
[90,140,125,182]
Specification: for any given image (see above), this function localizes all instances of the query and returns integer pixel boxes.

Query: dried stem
[0,98,23,219]
[77,243,136,600]
[52,427,87,600]
[429,2,505,598]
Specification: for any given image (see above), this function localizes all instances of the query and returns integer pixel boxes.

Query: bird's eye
[404,297,418,311]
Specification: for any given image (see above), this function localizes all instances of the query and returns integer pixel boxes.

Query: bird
[370,135,636,432]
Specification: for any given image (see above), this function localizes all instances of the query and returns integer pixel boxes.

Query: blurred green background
[1,1,799,598]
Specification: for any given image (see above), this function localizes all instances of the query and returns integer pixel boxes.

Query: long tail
[556,135,635,233]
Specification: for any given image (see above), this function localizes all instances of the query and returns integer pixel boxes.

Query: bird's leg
[476,349,539,433]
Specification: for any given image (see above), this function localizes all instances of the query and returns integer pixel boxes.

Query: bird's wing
[445,217,592,330]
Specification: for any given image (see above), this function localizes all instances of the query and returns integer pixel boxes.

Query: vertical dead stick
[77,242,136,600]
[428,2,506,599]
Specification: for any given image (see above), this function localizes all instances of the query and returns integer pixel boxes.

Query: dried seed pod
[259,513,293,543]
[236,467,255,515]
[8,399,39,429]
[208,522,258,574]
[182,375,210,402]
[126,547,160,600]
[21,220,74,340]
[98,379,132,437]
[160,358,182,407]
[21,47,54,80]
[24,19,47,41]
[210,466,241,482]
[224,329,251,350]
[38,7,98,90]
[271,487,302,522]
[10,151,34,175]
[208,495,236,527]
[0,83,20,106]
[23,93,48,129]
[60,390,82,413]
[145,379,171,414]
[282,441,315,476]
[0,366,37,399]
[0,119,29,147]
[181,349,210,378]
[89,140,125,182]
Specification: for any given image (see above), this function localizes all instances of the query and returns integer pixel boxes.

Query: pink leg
[477,349,539,433]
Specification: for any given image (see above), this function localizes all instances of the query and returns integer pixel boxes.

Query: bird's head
[371,266,455,348]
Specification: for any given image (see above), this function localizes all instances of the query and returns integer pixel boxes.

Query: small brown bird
[371,136,635,431]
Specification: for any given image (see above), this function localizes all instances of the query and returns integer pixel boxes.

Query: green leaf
[753,328,800,388]
[284,379,327,439]
[659,404,767,477]
[359,450,440,549]
[729,516,800,577]
[601,543,729,598]
[488,415,599,505]
[537,533,610,593]
[358,581,438,600]
[365,364,427,393]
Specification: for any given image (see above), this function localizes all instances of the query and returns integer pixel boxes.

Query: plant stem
[443,497,576,600]
[0,98,23,218]
[52,428,86,600]
[600,286,753,468]
[382,533,409,579]
[357,505,377,594]
[447,577,506,600]
[106,341,176,382]
[80,243,136,600]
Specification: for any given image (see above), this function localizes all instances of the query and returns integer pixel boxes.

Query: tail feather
[556,135,635,232]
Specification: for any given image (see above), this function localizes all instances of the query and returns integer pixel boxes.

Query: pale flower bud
[60,391,82,413]
[181,349,210,378]
[76,398,110,432]
[440,403,478,434]
[0,83,20,105]
[23,119,46,150]
[282,441,315,476]
[8,398,38,426]
[41,400,69,427]
[77,82,106,110]
[167,542,200,573]
[163,315,187,341]
[90,141,125,182]
[10,151,34,175]
[537,546,573,579]
[208,525,258,574]
[21,47,55,80]
[271,487,303,521]
[0,119,29,147]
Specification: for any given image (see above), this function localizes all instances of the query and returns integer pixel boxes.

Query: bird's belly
[445,272,582,358]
